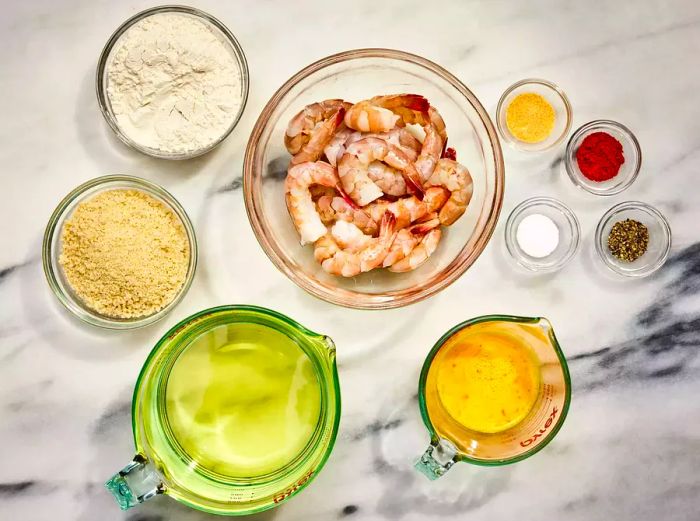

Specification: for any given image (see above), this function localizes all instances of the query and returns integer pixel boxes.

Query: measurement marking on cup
[519,406,559,447]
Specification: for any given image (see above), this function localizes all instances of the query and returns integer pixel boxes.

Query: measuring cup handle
[414,439,458,480]
[105,454,164,510]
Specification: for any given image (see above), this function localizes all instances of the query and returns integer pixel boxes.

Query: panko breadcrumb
[59,189,190,318]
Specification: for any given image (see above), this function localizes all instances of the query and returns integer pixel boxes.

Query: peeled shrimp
[314,212,397,277]
[316,195,378,236]
[290,108,346,165]
[285,161,342,245]
[364,195,427,230]
[382,229,419,268]
[323,126,358,167]
[415,123,444,183]
[366,128,422,162]
[367,161,406,197]
[361,186,448,231]
[388,228,442,273]
[344,94,430,133]
[338,137,424,206]
[382,216,441,267]
[425,159,474,226]
[360,128,423,196]
[286,99,350,153]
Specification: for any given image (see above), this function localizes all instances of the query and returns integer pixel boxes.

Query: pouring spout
[105,455,163,510]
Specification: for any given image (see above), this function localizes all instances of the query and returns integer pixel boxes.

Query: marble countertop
[2,1,700,520]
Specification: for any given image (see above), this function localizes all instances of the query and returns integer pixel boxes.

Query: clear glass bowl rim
[496,78,573,151]
[42,174,198,329]
[95,4,250,160]
[243,47,505,310]
[594,200,671,277]
[504,196,581,272]
[564,119,642,196]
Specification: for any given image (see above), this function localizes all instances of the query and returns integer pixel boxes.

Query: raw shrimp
[338,137,424,206]
[362,129,423,196]
[366,128,422,161]
[424,186,450,213]
[382,216,441,267]
[397,105,447,181]
[309,185,337,201]
[314,212,397,277]
[323,126,358,167]
[344,94,430,133]
[316,195,378,236]
[415,123,444,183]
[425,159,474,226]
[364,195,427,230]
[285,161,342,245]
[367,161,406,197]
[398,105,448,143]
[362,187,448,230]
[285,99,351,154]
[325,127,421,170]
[382,229,419,268]
[290,107,346,165]
[388,228,442,273]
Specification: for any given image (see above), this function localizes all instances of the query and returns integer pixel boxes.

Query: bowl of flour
[96,6,249,159]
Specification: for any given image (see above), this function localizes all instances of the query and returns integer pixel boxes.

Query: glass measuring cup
[415,315,570,479]
[106,305,341,515]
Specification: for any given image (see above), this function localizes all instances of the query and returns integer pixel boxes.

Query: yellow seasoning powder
[505,93,556,143]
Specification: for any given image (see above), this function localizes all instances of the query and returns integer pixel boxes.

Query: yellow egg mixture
[429,326,541,434]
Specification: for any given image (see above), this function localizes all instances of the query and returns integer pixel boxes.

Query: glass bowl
[43,175,198,329]
[565,120,641,196]
[595,201,671,277]
[496,79,572,152]
[505,197,580,272]
[95,5,249,160]
[243,48,505,309]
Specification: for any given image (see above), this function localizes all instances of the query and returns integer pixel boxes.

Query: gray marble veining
[1,1,700,520]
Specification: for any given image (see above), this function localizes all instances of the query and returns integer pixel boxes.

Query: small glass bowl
[595,201,671,277]
[565,120,641,196]
[42,175,198,329]
[96,5,249,160]
[505,197,580,272]
[496,79,572,152]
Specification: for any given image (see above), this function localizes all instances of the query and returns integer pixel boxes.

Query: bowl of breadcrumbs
[43,175,197,329]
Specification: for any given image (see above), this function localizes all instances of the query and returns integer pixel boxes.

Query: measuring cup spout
[105,454,164,510]
[415,438,458,480]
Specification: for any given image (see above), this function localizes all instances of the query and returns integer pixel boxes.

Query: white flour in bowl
[106,12,243,155]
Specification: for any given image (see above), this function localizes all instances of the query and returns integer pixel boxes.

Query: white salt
[516,214,559,258]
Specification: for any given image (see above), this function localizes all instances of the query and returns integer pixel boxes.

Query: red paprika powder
[575,132,624,182]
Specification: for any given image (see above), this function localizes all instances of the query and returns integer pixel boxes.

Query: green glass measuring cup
[106,305,341,516]
[415,315,571,479]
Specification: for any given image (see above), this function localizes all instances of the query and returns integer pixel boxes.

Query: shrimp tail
[405,175,425,200]
[409,213,441,234]
[337,185,360,210]
[334,106,346,128]
[443,145,457,161]
[401,94,430,113]
[379,210,396,236]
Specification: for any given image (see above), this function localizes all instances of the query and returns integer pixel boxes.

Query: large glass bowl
[244,49,505,309]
